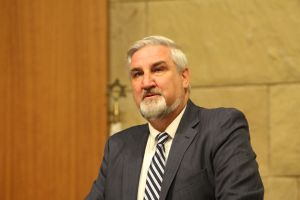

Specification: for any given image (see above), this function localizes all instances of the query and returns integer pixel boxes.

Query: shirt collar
[148,105,187,140]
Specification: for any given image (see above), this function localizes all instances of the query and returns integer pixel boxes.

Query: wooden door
[0,0,107,199]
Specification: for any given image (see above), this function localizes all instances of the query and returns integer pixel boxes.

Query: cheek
[164,81,183,98]
[131,83,142,100]
[131,81,138,92]
[160,84,176,99]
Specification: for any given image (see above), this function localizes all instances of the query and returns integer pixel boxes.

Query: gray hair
[127,36,188,72]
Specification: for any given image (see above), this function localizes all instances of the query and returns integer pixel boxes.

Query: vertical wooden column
[0,0,107,199]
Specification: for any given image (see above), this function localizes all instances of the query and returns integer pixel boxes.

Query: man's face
[129,45,189,120]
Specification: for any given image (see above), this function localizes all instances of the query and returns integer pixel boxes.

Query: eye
[152,65,166,73]
[131,70,143,79]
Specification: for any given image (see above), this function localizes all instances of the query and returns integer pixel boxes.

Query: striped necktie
[144,132,169,200]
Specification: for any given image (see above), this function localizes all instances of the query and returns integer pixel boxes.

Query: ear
[181,67,190,89]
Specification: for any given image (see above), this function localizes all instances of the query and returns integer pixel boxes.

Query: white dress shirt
[137,106,186,200]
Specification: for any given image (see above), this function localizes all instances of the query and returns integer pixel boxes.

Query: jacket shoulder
[107,124,148,146]
[198,107,246,123]
[110,124,148,138]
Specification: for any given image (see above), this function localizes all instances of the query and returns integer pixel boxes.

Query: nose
[141,72,155,89]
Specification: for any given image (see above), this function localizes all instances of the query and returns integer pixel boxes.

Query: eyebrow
[130,67,141,73]
[130,60,167,72]
[151,61,167,67]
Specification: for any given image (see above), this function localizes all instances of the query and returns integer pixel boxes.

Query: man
[86,36,264,200]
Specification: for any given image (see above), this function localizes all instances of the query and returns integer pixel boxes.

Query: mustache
[142,88,162,99]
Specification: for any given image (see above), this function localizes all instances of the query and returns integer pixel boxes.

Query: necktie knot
[157,132,169,145]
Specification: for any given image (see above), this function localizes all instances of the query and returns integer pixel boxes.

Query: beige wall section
[147,0,300,86]
[270,84,300,175]
[109,0,300,200]
[264,178,298,200]
[109,2,146,88]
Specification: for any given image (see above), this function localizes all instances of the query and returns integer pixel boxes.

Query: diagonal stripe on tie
[144,132,169,200]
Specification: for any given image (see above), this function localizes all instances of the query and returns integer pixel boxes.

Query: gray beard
[139,95,181,120]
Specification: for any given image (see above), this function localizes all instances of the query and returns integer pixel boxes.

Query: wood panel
[0,0,107,199]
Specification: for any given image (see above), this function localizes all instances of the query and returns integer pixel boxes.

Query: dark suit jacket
[86,100,264,200]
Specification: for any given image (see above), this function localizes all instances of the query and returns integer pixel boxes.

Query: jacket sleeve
[212,109,264,200]
[85,141,109,200]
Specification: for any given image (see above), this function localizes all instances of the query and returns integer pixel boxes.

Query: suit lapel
[122,125,149,200]
[159,100,200,200]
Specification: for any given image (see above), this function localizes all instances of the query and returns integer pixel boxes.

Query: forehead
[130,45,172,67]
